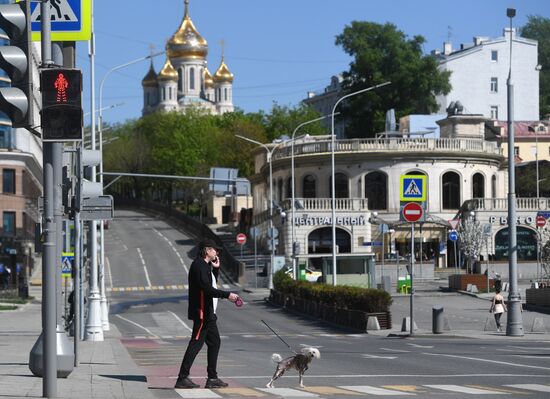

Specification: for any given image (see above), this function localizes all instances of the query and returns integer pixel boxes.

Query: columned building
[247,112,547,285]
[142,0,235,116]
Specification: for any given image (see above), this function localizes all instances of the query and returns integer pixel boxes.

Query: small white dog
[266,347,321,388]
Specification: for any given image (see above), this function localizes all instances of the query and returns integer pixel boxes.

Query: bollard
[432,306,444,334]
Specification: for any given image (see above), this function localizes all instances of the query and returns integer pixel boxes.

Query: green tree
[520,15,550,119]
[335,22,451,138]
[257,103,327,142]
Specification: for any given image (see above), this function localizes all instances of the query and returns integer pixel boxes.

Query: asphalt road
[105,209,550,398]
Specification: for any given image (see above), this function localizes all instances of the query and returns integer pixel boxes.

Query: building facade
[302,75,346,138]
[247,113,547,284]
[434,28,539,121]
[142,0,234,116]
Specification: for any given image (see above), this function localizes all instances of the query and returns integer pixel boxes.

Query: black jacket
[187,256,230,320]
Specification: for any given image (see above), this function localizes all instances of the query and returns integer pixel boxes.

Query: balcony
[284,197,369,211]
[273,137,502,160]
[464,197,550,211]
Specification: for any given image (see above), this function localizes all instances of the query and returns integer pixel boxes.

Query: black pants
[494,312,503,329]
[178,315,221,380]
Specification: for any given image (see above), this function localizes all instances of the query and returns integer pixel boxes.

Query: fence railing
[465,197,550,211]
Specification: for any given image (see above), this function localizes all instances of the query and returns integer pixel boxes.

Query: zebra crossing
[171,383,550,397]
[108,283,232,292]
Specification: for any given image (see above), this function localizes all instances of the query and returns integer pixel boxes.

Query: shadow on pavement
[100,374,147,382]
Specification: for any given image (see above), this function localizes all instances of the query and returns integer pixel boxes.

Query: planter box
[448,274,494,291]
[269,290,392,330]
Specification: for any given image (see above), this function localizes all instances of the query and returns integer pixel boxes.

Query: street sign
[449,230,458,242]
[80,195,114,221]
[28,0,91,41]
[536,215,546,228]
[236,233,247,245]
[537,211,550,219]
[448,219,459,230]
[400,174,427,202]
[249,226,259,239]
[267,227,279,239]
[61,251,74,278]
[402,202,423,223]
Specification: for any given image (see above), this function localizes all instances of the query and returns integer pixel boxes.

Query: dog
[266,347,320,388]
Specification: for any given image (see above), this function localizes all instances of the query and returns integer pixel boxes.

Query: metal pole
[536,127,539,199]
[268,152,274,290]
[74,147,82,366]
[254,234,258,289]
[42,2,56,396]
[85,11,104,341]
[505,8,523,336]
[410,222,415,336]
[454,240,458,274]
[381,231,385,286]
[330,82,391,286]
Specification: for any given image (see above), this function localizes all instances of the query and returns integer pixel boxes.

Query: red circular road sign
[236,233,247,245]
[402,202,423,223]
[536,215,546,228]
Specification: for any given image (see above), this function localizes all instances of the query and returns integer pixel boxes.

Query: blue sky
[75,0,547,126]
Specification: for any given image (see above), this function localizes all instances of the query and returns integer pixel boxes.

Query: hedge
[273,269,392,313]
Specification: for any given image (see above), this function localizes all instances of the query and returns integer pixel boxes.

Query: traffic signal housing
[0,1,33,128]
[40,68,83,141]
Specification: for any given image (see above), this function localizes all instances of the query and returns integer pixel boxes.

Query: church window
[190,67,195,90]
[224,88,228,101]
[162,87,166,101]
[145,92,149,106]
[178,69,183,92]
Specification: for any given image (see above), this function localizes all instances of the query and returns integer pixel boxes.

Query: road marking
[105,256,113,289]
[424,385,505,394]
[362,354,397,359]
[167,310,192,332]
[383,386,425,392]
[258,388,318,397]
[115,314,158,338]
[423,352,550,371]
[407,343,433,348]
[505,384,550,392]
[380,348,410,353]
[340,385,414,395]
[508,345,550,351]
[303,386,363,395]
[175,388,221,398]
[136,248,152,289]
[108,285,187,292]
[153,227,189,273]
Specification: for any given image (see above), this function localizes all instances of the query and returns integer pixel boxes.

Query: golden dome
[141,62,158,87]
[157,57,178,82]
[213,57,233,83]
[204,67,214,88]
[167,0,208,59]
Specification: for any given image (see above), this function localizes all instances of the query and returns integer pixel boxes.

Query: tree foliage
[335,21,451,138]
[458,217,483,273]
[520,15,550,119]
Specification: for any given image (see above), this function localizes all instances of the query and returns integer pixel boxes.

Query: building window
[3,211,15,235]
[3,169,15,194]
[514,146,519,156]
[303,175,316,198]
[224,88,228,101]
[364,171,387,210]
[491,175,497,198]
[277,178,283,202]
[162,87,166,101]
[308,227,351,254]
[442,171,460,209]
[329,173,349,198]
[286,178,292,201]
[491,50,498,62]
[169,87,172,99]
[472,173,485,198]
[490,77,498,93]
[189,67,195,90]
[490,106,498,119]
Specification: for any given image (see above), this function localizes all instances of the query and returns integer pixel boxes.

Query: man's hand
[211,256,220,268]
[228,293,239,302]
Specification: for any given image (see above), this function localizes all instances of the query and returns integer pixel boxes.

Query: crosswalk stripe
[109,285,188,292]
[175,388,221,398]
[257,388,318,397]
[303,386,363,395]
[383,385,425,392]
[339,386,414,395]
[424,385,505,394]
[505,384,550,392]
[213,387,266,397]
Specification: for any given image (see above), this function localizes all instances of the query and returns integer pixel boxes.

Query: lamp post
[291,113,335,280]
[96,51,164,331]
[235,135,280,289]
[505,7,523,336]
[330,82,391,285]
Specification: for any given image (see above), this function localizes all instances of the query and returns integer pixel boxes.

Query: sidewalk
[0,285,153,399]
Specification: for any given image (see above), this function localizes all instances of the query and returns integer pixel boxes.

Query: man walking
[175,239,240,389]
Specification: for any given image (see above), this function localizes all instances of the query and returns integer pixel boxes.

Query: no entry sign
[402,202,423,223]
[236,233,247,245]
[536,215,546,228]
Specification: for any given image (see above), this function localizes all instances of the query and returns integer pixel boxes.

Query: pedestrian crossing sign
[27,0,91,41]
[400,175,427,202]
[61,252,74,278]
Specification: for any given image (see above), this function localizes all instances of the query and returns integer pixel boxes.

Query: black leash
[261,319,297,354]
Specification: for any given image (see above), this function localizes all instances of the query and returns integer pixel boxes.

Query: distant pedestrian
[175,239,240,389]
[489,289,507,332]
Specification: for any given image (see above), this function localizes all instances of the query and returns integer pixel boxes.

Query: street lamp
[330,82,390,285]
[235,135,281,289]
[291,113,336,280]
[96,51,164,331]
[505,7,523,336]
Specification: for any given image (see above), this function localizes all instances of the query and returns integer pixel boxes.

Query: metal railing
[465,197,550,211]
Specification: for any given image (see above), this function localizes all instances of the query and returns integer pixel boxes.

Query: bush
[273,269,392,313]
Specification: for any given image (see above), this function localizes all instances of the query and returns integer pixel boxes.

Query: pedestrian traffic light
[40,67,83,141]
[0,1,33,128]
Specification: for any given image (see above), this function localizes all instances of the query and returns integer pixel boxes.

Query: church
[141,0,234,116]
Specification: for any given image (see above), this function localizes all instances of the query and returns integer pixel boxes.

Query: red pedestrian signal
[40,68,83,141]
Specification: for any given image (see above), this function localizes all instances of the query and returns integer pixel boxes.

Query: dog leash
[261,319,297,354]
